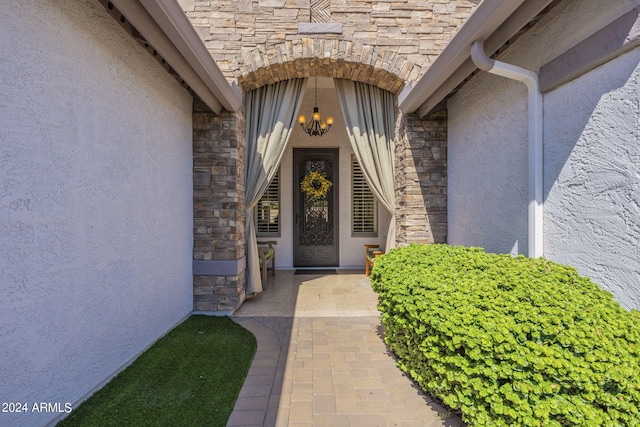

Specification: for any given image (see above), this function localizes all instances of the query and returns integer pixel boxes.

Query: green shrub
[371,244,640,426]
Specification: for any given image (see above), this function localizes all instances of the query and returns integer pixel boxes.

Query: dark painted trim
[540,8,640,92]
[193,257,246,276]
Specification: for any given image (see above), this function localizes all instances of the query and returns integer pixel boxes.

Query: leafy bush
[371,244,640,426]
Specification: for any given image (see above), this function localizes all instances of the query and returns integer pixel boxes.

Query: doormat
[295,269,337,275]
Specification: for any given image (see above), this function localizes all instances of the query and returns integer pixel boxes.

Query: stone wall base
[192,101,246,312]
[193,272,246,312]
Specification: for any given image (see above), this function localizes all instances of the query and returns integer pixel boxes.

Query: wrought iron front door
[293,149,339,267]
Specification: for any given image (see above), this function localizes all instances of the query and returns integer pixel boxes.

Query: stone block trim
[395,110,448,245]
[311,0,332,23]
[235,38,416,93]
[193,103,247,311]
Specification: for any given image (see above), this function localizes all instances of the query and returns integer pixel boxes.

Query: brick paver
[228,271,464,426]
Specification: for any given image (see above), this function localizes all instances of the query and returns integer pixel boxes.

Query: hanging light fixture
[298,76,334,137]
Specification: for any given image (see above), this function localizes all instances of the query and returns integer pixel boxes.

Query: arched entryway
[243,75,398,294]
[192,53,448,312]
[260,77,394,273]
[233,38,416,94]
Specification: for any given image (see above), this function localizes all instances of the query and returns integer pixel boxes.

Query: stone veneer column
[192,102,246,312]
[395,110,448,245]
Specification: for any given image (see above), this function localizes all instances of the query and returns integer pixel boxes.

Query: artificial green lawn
[57,315,256,427]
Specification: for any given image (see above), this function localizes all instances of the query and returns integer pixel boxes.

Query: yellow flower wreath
[300,170,333,199]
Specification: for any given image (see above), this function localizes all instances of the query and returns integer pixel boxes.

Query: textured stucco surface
[447,0,640,308]
[544,48,640,310]
[0,1,193,425]
[448,74,529,256]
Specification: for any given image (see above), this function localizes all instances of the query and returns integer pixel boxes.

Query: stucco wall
[0,1,194,425]
[544,48,640,310]
[448,0,640,308]
[448,75,529,256]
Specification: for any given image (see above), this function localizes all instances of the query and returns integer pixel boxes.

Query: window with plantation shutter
[255,168,280,236]
[351,155,377,236]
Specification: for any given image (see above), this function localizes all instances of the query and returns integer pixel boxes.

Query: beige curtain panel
[245,78,307,293]
[334,78,397,252]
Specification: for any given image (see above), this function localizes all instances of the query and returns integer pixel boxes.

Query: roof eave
[398,0,555,117]
[140,0,242,112]
[109,0,242,114]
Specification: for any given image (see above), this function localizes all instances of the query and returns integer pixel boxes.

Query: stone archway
[192,44,447,312]
[232,38,420,94]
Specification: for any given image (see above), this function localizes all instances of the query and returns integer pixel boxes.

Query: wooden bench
[364,244,384,277]
[257,241,277,289]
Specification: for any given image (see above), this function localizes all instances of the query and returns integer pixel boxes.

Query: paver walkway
[228,270,464,427]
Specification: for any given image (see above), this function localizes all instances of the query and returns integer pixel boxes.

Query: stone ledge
[297,22,343,34]
[193,257,247,276]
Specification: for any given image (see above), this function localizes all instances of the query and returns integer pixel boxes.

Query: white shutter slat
[256,169,280,236]
[351,156,377,236]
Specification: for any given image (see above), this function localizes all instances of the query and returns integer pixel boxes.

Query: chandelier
[298,77,334,137]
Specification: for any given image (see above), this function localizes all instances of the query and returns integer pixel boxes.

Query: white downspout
[471,40,544,258]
